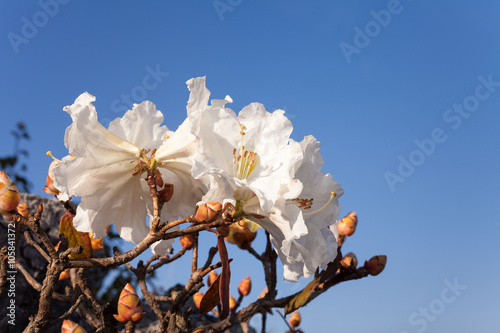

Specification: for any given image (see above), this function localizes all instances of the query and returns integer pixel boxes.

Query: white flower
[269,135,343,281]
[53,92,197,253]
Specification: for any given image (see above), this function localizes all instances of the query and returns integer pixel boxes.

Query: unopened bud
[208,270,218,287]
[89,233,104,250]
[193,292,204,309]
[238,276,251,296]
[59,269,70,281]
[225,219,258,248]
[43,158,61,196]
[195,202,222,223]
[258,287,268,299]
[0,172,21,215]
[61,319,88,333]
[17,202,30,218]
[180,234,196,250]
[229,295,237,312]
[113,283,146,324]
[340,252,357,269]
[337,211,357,237]
[364,255,387,276]
[289,311,301,328]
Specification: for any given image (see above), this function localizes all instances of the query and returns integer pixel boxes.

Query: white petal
[186,77,211,115]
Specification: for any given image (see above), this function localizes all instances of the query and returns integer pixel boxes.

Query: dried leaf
[59,211,92,259]
[217,235,231,319]
[284,275,321,315]
[200,273,221,315]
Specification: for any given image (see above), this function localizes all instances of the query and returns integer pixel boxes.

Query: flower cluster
[51,77,343,282]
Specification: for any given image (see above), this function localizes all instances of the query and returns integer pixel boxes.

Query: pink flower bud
[113,283,146,324]
[364,255,387,276]
[195,202,222,223]
[238,276,251,296]
[61,319,88,333]
[0,172,20,215]
[337,211,357,237]
[289,311,301,328]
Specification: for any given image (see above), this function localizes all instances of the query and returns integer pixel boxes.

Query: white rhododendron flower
[52,92,199,253]
[185,78,342,281]
[270,135,343,281]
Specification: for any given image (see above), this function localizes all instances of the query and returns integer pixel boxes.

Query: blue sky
[1,1,500,332]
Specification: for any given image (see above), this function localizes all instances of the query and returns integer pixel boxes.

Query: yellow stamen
[303,191,337,216]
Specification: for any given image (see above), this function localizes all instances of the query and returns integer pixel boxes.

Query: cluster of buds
[0,172,21,220]
[225,219,258,248]
[364,255,387,276]
[195,202,222,223]
[61,320,88,333]
[337,211,357,237]
[113,283,146,324]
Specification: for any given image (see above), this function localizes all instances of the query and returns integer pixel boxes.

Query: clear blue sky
[1,1,499,332]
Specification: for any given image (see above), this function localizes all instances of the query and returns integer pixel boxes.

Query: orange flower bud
[364,255,387,276]
[89,233,104,250]
[17,202,30,218]
[0,171,20,215]
[59,269,70,281]
[207,270,218,288]
[289,311,301,328]
[225,219,258,248]
[43,156,61,196]
[229,295,237,312]
[113,283,146,324]
[193,292,204,309]
[340,252,358,269]
[180,234,196,250]
[195,202,222,223]
[61,319,88,333]
[258,287,268,299]
[238,276,251,296]
[337,211,357,237]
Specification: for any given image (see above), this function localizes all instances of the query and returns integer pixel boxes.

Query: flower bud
[195,202,222,223]
[207,270,218,287]
[180,234,196,250]
[43,156,61,196]
[17,202,30,218]
[61,319,88,333]
[225,219,258,248]
[238,276,251,296]
[337,211,357,237]
[59,269,70,281]
[89,232,104,250]
[258,287,268,300]
[340,252,357,269]
[113,283,146,324]
[229,295,237,312]
[289,311,301,328]
[0,172,20,215]
[364,255,387,276]
[193,292,204,309]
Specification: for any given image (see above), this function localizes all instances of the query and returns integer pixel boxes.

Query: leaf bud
[229,295,237,312]
[225,218,258,248]
[193,292,204,309]
[207,270,218,287]
[16,202,30,218]
[180,234,196,250]
[289,311,301,328]
[340,252,358,269]
[61,319,88,333]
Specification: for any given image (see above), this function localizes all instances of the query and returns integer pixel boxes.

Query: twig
[48,294,85,327]
[146,247,188,274]
[192,232,199,272]
[0,247,8,295]
[15,262,71,302]
[23,231,51,262]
